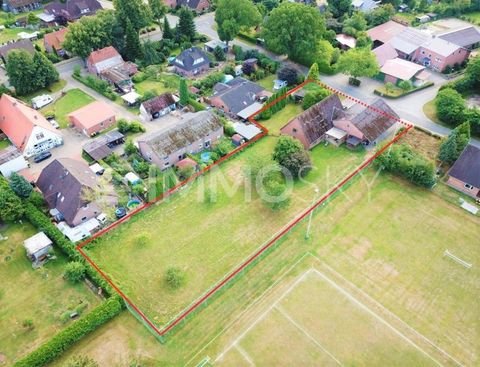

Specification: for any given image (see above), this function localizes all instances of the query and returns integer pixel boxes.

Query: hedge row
[72,73,117,101]
[14,297,123,367]
[373,81,434,99]
[23,203,113,296]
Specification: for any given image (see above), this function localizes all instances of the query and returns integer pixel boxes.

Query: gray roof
[141,93,176,115]
[177,0,203,9]
[45,0,102,20]
[140,111,222,157]
[438,26,480,48]
[36,158,99,226]
[449,144,480,188]
[420,37,461,57]
[347,99,399,142]
[173,47,210,72]
[0,39,35,59]
[390,28,431,55]
[213,77,265,115]
[83,130,124,161]
[352,0,379,12]
[0,145,21,165]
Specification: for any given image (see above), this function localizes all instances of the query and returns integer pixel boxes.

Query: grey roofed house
[0,39,34,63]
[173,47,210,72]
[141,93,177,115]
[346,98,400,142]
[448,145,480,189]
[138,111,223,168]
[82,130,125,161]
[438,26,480,49]
[36,158,110,227]
[44,0,102,22]
[352,0,379,12]
[390,28,431,55]
[211,77,265,115]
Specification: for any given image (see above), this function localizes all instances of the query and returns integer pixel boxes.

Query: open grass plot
[134,73,181,96]
[41,88,95,128]
[85,136,366,327]
[216,269,437,367]
[259,102,303,135]
[0,223,101,364]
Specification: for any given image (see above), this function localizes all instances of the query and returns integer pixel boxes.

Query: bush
[302,88,330,110]
[9,172,32,198]
[132,72,147,83]
[117,119,146,134]
[165,267,185,290]
[15,297,123,367]
[188,98,206,111]
[214,137,234,156]
[72,74,116,101]
[26,190,45,209]
[64,261,86,283]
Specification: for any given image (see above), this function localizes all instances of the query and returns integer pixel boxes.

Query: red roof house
[68,101,116,137]
[44,28,68,56]
[0,94,62,157]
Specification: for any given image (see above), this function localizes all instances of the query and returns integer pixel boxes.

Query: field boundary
[75,79,413,339]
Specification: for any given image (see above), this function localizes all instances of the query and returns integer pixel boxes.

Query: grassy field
[85,133,366,327]
[258,102,303,135]
[423,99,441,124]
[0,222,101,365]
[134,73,181,96]
[41,88,95,128]
[256,74,276,91]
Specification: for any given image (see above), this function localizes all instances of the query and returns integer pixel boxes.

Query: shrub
[188,98,206,111]
[26,190,45,209]
[132,72,147,83]
[9,172,33,198]
[214,137,234,156]
[15,297,123,367]
[302,88,330,110]
[165,267,185,290]
[272,136,311,178]
[22,319,35,331]
[213,46,226,61]
[64,261,86,283]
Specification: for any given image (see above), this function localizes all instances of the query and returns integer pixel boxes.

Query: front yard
[41,88,95,128]
[133,73,181,96]
[0,222,101,365]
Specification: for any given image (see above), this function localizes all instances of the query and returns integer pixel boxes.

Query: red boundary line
[75,80,413,338]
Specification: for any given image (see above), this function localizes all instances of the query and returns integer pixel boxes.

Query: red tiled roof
[367,20,407,44]
[0,94,57,151]
[68,101,115,129]
[44,28,68,50]
[87,46,121,65]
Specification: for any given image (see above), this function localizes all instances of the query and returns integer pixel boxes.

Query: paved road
[194,13,480,148]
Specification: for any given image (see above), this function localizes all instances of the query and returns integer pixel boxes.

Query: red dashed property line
[75,80,411,339]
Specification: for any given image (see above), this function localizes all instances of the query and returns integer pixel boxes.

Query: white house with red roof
[0,94,63,157]
[86,46,124,75]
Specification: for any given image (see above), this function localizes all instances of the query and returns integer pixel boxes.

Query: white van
[31,94,53,109]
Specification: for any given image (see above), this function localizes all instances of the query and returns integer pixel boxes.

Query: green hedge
[23,203,113,296]
[72,73,117,101]
[14,297,123,367]
[189,98,206,111]
[373,81,434,99]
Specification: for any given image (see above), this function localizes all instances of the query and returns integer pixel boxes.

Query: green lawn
[423,99,440,124]
[0,138,11,150]
[258,102,303,134]
[0,27,24,43]
[41,88,95,128]
[85,131,366,327]
[19,79,67,103]
[464,11,480,23]
[134,73,181,96]
[0,222,101,365]
[256,74,276,91]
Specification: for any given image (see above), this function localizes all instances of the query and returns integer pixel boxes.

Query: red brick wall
[447,176,480,198]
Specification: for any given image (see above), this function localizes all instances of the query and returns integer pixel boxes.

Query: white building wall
[23,126,63,157]
[93,56,124,74]
[0,155,29,177]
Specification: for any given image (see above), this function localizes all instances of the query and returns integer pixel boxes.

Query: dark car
[115,207,127,219]
[33,151,52,163]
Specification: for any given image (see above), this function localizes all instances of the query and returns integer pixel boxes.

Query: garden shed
[23,232,53,264]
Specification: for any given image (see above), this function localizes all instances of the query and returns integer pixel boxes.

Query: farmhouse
[172,47,210,77]
[23,232,53,264]
[44,0,102,23]
[367,20,407,48]
[37,158,115,227]
[138,111,223,169]
[0,94,63,157]
[2,0,40,13]
[209,77,267,118]
[68,101,116,137]
[413,38,469,72]
[438,26,480,50]
[380,58,429,85]
[373,43,399,67]
[333,98,400,147]
[0,146,29,177]
[0,39,34,64]
[44,28,68,56]
[280,94,343,149]
[139,93,178,121]
[447,144,480,199]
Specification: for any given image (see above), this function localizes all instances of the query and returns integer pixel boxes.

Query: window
[164,162,170,167]
[464,183,474,190]
[292,128,297,133]
[81,216,87,221]
[36,132,44,140]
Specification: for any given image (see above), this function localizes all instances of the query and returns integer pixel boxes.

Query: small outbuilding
[204,39,228,53]
[23,232,53,264]
[325,127,347,146]
[125,172,141,185]
[68,101,116,137]
[231,133,245,146]
[233,122,262,141]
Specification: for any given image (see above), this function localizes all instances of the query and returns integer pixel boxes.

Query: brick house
[447,144,480,199]
[2,0,40,13]
[165,0,210,13]
[44,28,68,56]
[139,93,178,121]
[44,0,102,23]
[413,38,469,72]
[280,94,344,150]
[172,47,210,77]
[68,101,116,137]
[87,46,124,74]
[138,111,224,170]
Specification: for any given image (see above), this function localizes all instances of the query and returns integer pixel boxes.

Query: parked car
[115,207,127,219]
[31,94,53,109]
[46,117,59,129]
[33,151,52,163]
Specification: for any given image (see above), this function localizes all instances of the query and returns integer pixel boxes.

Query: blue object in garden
[115,207,127,219]
[201,152,211,162]
[127,199,140,209]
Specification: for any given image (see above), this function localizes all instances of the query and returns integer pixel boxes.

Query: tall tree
[342,12,367,37]
[179,78,189,106]
[215,0,261,46]
[6,50,35,95]
[0,178,24,221]
[177,7,196,42]
[114,0,151,32]
[142,40,164,66]
[163,15,174,40]
[124,19,143,61]
[336,47,379,83]
[262,2,326,65]
[307,63,320,80]
[32,52,59,90]
[328,0,352,18]
[435,88,466,126]
[9,172,32,198]
[148,0,167,27]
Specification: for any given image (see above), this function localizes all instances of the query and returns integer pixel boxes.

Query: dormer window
[36,132,44,140]
[193,57,204,66]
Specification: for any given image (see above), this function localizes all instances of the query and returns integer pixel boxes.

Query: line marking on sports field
[315,259,465,367]
[275,304,342,366]
[311,269,444,367]
[214,269,312,363]
[235,343,256,366]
